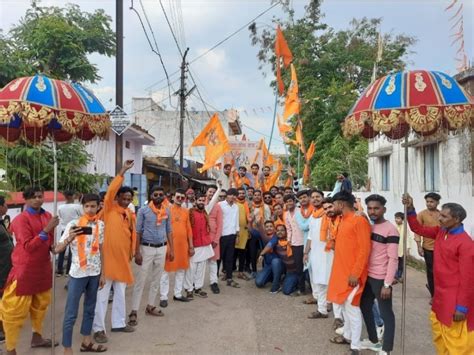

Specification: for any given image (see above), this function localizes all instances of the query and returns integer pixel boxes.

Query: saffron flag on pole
[294,119,306,154]
[275,25,293,96]
[283,64,301,121]
[189,113,230,173]
[256,138,277,166]
[305,141,316,161]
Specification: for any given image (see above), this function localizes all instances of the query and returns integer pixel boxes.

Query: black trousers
[236,249,246,272]
[220,234,236,280]
[360,277,396,352]
[291,245,305,292]
[423,249,435,297]
[246,230,260,273]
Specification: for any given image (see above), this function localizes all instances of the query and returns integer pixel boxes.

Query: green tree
[0,1,115,192]
[249,0,415,189]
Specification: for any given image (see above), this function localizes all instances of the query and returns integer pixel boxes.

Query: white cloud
[195,48,226,71]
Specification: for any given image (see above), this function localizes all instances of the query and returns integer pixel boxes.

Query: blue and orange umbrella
[343,70,473,140]
[0,74,110,143]
[343,70,473,354]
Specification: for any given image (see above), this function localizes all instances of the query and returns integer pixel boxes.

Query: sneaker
[210,283,220,294]
[173,296,190,302]
[360,339,382,352]
[93,331,108,344]
[335,326,344,335]
[376,325,385,341]
[269,287,281,294]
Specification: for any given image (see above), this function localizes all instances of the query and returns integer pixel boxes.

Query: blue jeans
[282,272,298,295]
[255,257,284,292]
[62,275,100,348]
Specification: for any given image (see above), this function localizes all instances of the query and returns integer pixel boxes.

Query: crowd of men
[0,159,472,355]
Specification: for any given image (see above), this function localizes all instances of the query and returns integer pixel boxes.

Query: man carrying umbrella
[0,186,60,354]
[402,194,474,354]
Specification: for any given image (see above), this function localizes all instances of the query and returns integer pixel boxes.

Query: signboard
[110,105,131,135]
[223,140,262,169]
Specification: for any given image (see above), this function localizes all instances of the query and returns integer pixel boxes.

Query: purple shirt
[368,220,399,285]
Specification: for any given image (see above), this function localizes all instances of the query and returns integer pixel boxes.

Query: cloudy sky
[1,0,472,154]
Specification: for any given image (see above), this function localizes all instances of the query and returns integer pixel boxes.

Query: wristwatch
[383,283,391,289]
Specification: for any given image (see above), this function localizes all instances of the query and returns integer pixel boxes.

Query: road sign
[110,105,131,135]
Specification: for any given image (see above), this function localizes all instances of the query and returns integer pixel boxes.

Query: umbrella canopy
[0,74,110,143]
[343,70,473,140]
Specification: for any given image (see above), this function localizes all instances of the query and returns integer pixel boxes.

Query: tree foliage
[249,0,415,190]
[4,141,107,193]
[0,1,115,193]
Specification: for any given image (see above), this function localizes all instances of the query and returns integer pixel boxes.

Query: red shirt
[407,211,474,331]
[8,207,53,295]
[191,209,211,248]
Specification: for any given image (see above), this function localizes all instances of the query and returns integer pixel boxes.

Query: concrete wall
[367,130,474,260]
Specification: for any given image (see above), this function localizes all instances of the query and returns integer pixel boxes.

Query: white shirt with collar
[219,200,239,236]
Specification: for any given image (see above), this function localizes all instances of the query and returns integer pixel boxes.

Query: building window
[423,144,439,191]
[381,155,390,191]
[125,140,130,149]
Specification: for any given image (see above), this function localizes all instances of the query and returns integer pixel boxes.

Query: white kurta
[308,216,334,285]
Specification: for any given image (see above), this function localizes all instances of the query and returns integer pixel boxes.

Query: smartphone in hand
[76,226,93,235]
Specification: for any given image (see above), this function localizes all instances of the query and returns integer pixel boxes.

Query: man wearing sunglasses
[128,186,174,326]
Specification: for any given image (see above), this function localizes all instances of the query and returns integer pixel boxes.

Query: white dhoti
[184,245,214,291]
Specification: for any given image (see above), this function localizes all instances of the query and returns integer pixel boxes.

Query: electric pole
[179,48,190,175]
[115,0,124,175]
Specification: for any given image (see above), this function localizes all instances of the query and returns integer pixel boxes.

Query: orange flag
[294,119,306,154]
[257,139,277,166]
[303,162,311,184]
[275,25,293,96]
[189,113,230,173]
[283,64,300,121]
[306,141,316,161]
[277,113,292,135]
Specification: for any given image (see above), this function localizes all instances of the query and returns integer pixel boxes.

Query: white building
[131,97,241,162]
[366,69,474,259]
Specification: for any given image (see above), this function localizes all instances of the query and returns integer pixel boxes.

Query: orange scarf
[300,205,314,219]
[236,199,250,219]
[320,215,341,252]
[278,238,293,257]
[148,201,168,225]
[77,214,100,270]
[312,207,325,219]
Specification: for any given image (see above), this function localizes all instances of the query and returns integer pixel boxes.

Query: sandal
[128,311,138,326]
[194,289,208,298]
[303,298,317,305]
[80,342,107,353]
[237,273,250,281]
[333,318,344,330]
[308,311,328,319]
[226,280,240,288]
[329,335,350,345]
[145,306,164,317]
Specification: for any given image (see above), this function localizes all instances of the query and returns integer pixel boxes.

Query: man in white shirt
[57,190,82,276]
[218,188,240,288]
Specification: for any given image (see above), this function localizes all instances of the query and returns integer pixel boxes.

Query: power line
[130,0,175,107]
[143,0,281,91]
[159,0,184,57]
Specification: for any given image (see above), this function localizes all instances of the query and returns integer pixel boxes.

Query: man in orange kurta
[93,160,137,343]
[262,164,282,192]
[327,192,371,352]
[160,189,194,302]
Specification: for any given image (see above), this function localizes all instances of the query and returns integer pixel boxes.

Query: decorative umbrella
[0,74,110,352]
[342,70,473,354]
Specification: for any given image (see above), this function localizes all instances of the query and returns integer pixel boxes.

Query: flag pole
[401,133,409,354]
[51,139,58,355]
[268,91,278,151]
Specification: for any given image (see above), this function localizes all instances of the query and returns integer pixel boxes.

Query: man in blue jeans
[255,223,298,295]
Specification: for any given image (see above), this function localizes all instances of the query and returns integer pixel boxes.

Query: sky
[0,0,472,155]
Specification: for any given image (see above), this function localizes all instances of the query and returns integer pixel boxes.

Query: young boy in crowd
[56,194,106,354]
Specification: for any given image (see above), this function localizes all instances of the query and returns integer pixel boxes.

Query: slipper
[303,298,317,305]
[80,342,107,353]
[128,312,138,326]
[31,338,59,348]
[329,335,350,345]
[308,311,328,319]
[146,306,164,317]
[237,273,250,281]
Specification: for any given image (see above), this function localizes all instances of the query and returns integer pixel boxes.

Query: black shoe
[173,296,190,302]
[210,283,220,294]
[159,300,168,308]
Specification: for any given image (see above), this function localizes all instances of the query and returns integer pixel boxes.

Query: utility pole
[115,0,124,175]
[179,48,190,175]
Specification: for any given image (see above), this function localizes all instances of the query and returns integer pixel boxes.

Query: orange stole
[76,215,100,270]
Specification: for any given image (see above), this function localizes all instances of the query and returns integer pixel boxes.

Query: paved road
[9,267,435,354]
